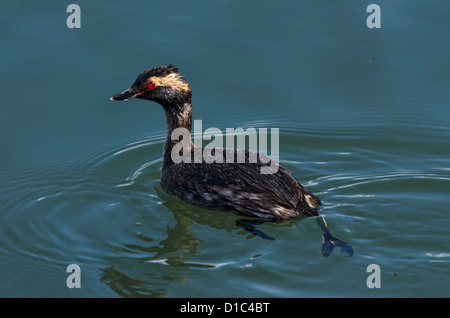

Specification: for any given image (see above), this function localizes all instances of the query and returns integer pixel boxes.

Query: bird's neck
[162,102,194,168]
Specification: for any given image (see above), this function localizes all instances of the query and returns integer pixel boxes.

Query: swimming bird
[110,65,353,255]
[110,65,321,220]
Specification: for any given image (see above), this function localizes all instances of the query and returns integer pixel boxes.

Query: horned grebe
[110,65,353,256]
[110,65,321,220]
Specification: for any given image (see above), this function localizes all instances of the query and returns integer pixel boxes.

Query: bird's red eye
[146,82,156,90]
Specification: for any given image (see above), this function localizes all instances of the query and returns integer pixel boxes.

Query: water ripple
[1,116,449,297]
[0,135,167,264]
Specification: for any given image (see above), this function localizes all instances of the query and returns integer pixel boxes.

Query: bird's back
[161,147,321,220]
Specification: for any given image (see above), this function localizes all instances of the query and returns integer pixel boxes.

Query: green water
[1,1,449,297]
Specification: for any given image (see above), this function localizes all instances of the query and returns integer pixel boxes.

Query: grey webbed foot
[321,229,354,257]
[236,219,276,241]
[317,216,354,257]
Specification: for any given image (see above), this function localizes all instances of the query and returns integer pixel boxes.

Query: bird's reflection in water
[99,194,237,297]
[99,207,201,297]
[100,266,168,298]
[99,187,353,297]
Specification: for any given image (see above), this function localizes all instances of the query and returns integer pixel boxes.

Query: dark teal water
[1,1,449,297]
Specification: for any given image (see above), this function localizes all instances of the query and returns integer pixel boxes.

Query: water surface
[1,1,449,297]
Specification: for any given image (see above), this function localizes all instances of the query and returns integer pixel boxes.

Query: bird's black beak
[110,88,143,101]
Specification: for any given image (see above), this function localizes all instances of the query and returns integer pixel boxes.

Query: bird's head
[110,64,191,108]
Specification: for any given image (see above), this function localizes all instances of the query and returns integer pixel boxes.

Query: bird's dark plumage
[111,65,322,220]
